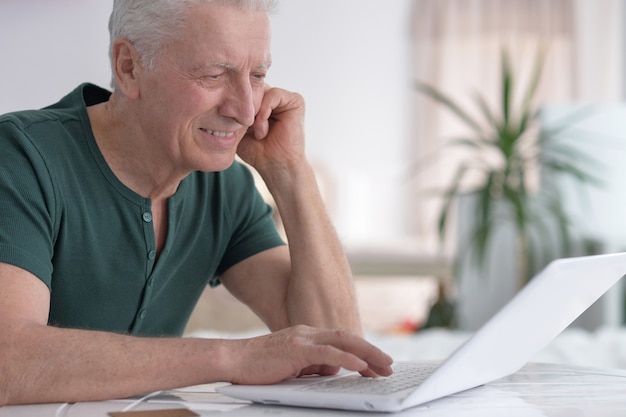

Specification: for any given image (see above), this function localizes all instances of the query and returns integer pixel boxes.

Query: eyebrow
[194,59,273,73]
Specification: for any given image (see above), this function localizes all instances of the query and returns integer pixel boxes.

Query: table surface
[3,362,626,416]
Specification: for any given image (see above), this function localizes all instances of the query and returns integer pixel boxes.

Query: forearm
[239,86,362,333]
[0,322,233,405]
[1,321,393,406]
[261,162,362,333]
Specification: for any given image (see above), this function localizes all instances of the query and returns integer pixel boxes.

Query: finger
[303,343,369,373]
[360,364,394,378]
[359,368,380,378]
[317,365,341,376]
[313,329,394,371]
[252,88,304,140]
[299,364,389,379]
[252,116,269,140]
[298,365,340,377]
[252,89,279,140]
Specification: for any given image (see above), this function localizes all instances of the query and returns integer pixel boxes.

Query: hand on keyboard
[298,362,439,395]
[225,325,394,385]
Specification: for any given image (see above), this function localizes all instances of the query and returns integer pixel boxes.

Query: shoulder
[1,83,106,126]
[0,84,101,146]
[0,84,109,164]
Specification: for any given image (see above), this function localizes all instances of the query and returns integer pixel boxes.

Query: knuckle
[291,324,310,333]
[284,325,310,348]
[333,328,352,340]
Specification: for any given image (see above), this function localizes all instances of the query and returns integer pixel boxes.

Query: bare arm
[0,263,230,405]
[271,161,361,331]
[233,87,361,333]
[0,263,391,406]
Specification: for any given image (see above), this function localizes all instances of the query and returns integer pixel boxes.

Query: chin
[196,155,237,173]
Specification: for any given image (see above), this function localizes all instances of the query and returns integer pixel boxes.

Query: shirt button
[142,212,153,223]
[147,278,155,288]
[147,250,156,260]
[139,310,147,320]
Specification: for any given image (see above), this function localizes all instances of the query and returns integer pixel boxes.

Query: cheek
[161,91,206,123]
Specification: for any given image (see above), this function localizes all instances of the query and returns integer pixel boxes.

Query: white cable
[120,391,164,412]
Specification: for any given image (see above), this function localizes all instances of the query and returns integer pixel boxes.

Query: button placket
[142,209,156,266]
[135,205,157,331]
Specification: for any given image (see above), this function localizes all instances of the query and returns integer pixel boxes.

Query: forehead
[170,2,272,70]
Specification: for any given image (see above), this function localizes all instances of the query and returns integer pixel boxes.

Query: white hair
[108,0,278,89]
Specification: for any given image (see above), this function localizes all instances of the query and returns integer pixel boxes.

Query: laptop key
[298,363,439,395]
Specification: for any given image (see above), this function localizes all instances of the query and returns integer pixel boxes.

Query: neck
[87,94,186,200]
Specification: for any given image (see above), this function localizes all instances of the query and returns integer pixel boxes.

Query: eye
[251,72,267,85]
[205,73,223,81]
[195,72,225,88]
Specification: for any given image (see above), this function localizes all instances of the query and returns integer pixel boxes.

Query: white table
[3,363,626,416]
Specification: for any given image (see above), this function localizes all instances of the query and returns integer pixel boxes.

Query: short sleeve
[0,118,58,287]
[211,162,285,285]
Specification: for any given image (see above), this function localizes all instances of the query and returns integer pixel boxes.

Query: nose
[220,76,256,127]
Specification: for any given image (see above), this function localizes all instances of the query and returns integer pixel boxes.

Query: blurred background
[2,0,626,335]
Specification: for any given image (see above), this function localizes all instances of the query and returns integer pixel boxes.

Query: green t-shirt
[0,84,284,336]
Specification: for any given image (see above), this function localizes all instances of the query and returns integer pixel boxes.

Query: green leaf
[538,105,599,146]
[472,173,496,265]
[542,158,604,187]
[473,92,498,134]
[501,50,513,127]
[415,81,484,136]
[443,137,482,149]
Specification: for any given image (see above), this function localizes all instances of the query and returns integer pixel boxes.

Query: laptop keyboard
[297,362,439,395]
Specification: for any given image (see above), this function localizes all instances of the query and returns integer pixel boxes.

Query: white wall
[0,0,415,247]
[0,1,112,113]
[268,1,414,245]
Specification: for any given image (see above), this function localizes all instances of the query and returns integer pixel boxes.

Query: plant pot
[454,192,519,331]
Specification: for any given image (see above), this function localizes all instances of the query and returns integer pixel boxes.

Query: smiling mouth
[200,128,236,138]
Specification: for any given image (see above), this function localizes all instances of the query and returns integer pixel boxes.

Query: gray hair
[108,0,278,89]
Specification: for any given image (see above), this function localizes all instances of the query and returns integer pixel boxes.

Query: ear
[111,39,142,99]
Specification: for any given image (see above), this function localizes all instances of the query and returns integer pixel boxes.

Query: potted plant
[415,49,602,298]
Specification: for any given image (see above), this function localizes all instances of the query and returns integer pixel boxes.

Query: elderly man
[0,0,392,406]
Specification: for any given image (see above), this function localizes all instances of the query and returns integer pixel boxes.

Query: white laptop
[217,252,626,413]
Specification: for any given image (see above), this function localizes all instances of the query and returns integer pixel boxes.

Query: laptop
[217,252,626,413]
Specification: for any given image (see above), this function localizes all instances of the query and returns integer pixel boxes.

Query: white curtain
[409,0,624,255]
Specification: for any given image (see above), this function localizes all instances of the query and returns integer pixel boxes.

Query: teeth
[202,129,234,138]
